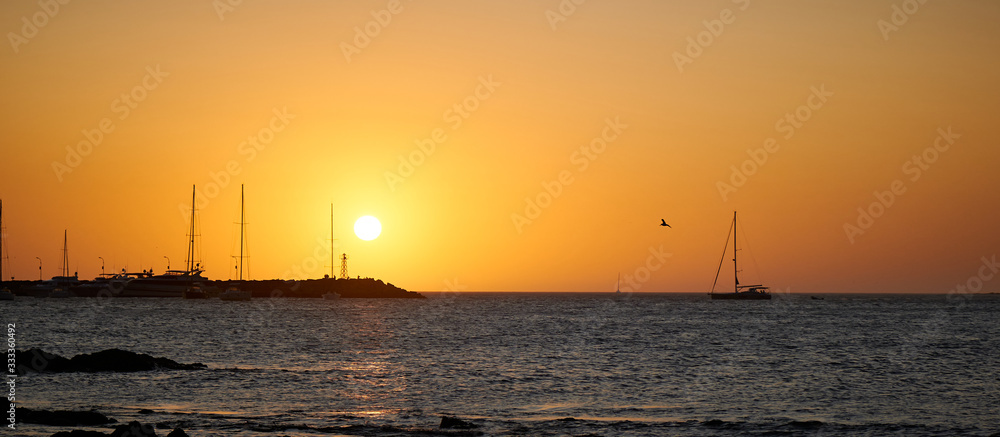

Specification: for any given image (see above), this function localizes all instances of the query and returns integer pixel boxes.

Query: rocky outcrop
[440,416,479,429]
[14,349,206,375]
[51,431,111,437]
[49,421,174,437]
[165,428,190,437]
[16,408,116,426]
[110,421,157,437]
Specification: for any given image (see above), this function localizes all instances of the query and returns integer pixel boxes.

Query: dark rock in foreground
[50,421,168,437]
[440,416,479,429]
[71,349,206,372]
[111,421,158,437]
[165,428,190,437]
[14,348,206,375]
[51,431,112,437]
[14,348,74,373]
[17,408,116,426]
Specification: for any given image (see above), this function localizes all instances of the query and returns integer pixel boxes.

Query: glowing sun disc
[354,216,381,241]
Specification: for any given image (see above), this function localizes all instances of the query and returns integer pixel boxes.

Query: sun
[354,216,382,241]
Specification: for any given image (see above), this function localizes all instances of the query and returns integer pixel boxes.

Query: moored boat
[48,287,71,298]
[73,272,138,297]
[121,269,206,298]
[29,230,80,297]
[28,275,81,297]
[183,284,208,299]
[709,211,772,300]
[220,286,252,301]
[220,184,251,302]
[121,185,205,298]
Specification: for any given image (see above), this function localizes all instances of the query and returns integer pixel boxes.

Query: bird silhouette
[660,219,671,228]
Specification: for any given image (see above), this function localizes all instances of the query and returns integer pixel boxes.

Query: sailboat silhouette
[220,184,252,301]
[709,211,771,300]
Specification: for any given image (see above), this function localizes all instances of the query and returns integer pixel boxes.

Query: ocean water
[3,292,998,436]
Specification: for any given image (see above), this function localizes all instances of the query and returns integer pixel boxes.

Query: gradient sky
[1,0,998,293]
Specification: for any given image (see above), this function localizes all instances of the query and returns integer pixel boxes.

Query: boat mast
[239,184,245,281]
[186,185,196,273]
[330,203,337,279]
[62,229,69,277]
[732,211,738,294]
[709,216,734,295]
[1,199,3,282]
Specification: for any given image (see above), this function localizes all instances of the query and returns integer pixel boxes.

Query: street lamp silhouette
[164,256,170,271]
[98,256,105,276]
[35,256,41,280]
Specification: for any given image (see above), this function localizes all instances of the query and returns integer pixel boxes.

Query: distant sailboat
[220,185,252,302]
[0,200,5,282]
[183,186,208,299]
[31,230,79,298]
[0,201,12,301]
[124,185,207,298]
[611,272,626,301]
[709,211,771,300]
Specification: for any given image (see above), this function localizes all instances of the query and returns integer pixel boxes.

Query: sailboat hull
[120,273,206,298]
[710,292,771,300]
[183,287,208,299]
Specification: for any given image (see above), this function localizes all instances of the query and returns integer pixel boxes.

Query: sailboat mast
[62,229,69,277]
[330,203,337,279]
[1,199,3,282]
[733,211,737,294]
[239,184,244,281]
[186,187,194,272]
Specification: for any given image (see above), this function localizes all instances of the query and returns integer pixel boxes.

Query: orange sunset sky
[1,0,998,293]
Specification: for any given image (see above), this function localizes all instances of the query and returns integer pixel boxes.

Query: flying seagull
[660,219,671,228]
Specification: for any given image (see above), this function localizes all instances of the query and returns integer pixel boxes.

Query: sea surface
[3,292,998,436]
